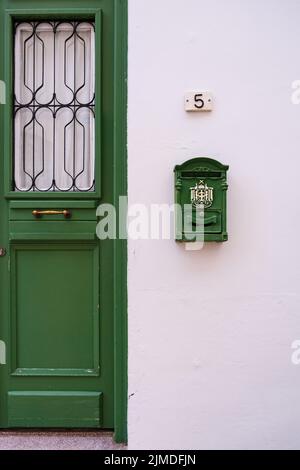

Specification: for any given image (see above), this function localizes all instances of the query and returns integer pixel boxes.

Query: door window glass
[14,21,95,192]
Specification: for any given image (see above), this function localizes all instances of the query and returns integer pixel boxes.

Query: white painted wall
[127,0,300,450]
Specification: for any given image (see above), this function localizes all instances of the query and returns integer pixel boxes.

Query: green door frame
[113,0,127,444]
[0,0,127,443]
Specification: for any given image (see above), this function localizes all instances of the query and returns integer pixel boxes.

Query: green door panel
[9,221,98,241]
[8,392,103,428]
[10,244,99,376]
[0,0,119,430]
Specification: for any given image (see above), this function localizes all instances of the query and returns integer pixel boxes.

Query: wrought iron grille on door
[14,21,95,192]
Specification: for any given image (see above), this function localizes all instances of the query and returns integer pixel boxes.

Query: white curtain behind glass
[14,22,95,192]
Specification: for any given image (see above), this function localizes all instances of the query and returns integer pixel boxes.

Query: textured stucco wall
[127,0,300,449]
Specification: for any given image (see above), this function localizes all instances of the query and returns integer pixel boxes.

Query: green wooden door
[0,0,117,429]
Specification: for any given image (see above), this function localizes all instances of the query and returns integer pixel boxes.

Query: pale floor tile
[0,430,127,450]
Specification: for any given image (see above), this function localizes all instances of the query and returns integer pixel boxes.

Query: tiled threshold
[0,430,127,450]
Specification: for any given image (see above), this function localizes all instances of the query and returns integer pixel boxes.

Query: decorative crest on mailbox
[190,180,214,208]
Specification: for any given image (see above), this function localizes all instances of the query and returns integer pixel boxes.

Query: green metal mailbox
[174,157,229,242]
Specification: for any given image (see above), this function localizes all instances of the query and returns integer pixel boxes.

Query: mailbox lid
[174,157,229,179]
